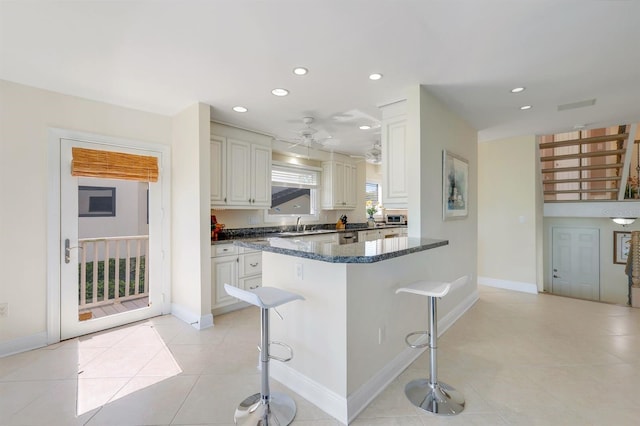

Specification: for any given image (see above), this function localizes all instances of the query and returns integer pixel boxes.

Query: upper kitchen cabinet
[321,160,357,209]
[380,100,408,208]
[211,123,272,209]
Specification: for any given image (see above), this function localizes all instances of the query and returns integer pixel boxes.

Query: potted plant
[366,201,377,228]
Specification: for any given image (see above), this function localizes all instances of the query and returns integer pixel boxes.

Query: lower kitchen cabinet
[211,244,262,314]
[358,227,408,241]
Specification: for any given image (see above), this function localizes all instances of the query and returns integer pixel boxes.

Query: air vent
[557,98,597,111]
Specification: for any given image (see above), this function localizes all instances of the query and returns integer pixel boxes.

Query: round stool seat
[396,276,467,298]
[396,281,451,298]
[224,284,305,308]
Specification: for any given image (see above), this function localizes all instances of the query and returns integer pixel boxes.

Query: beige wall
[0,80,172,348]
[171,103,212,326]
[478,135,541,291]
[406,85,479,314]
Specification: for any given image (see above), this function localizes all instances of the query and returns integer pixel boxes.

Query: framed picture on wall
[614,231,631,264]
[442,150,469,220]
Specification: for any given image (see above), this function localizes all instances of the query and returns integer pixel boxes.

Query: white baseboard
[171,303,213,330]
[271,362,348,423]
[199,313,214,329]
[0,332,47,358]
[478,276,538,294]
[270,291,479,425]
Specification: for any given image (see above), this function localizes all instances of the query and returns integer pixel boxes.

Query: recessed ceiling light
[369,73,383,81]
[232,106,248,113]
[359,125,372,130]
[511,87,525,93]
[520,105,532,110]
[271,88,289,97]
[293,67,308,76]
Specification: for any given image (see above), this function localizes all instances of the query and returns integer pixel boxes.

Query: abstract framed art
[442,150,469,220]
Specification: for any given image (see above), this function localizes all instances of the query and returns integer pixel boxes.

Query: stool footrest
[405,331,430,349]
[269,341,294,362]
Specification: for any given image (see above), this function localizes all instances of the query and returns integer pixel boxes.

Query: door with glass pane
[59,138,165,339]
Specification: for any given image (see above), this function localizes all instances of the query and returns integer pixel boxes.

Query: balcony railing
[78,235,149,313]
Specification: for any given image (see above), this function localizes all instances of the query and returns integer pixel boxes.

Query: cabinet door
[321,161,355,209]
[343,164,357,208]
[365,230,381,241]
[251,144,272,207]
[210,136,226,205]
[212,255,239,307]
[321,162,334,209]
[334,161,345,206]
[382,114,408,207]
[227,138,252,206]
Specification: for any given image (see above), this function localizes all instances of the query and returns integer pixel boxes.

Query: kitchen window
[365,182,382,217]
[266,162,320,220]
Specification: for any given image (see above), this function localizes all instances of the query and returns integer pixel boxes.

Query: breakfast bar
[234,236,448,424]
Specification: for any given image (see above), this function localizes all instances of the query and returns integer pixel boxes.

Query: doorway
[48,131,171,342]
[551,226,600,301]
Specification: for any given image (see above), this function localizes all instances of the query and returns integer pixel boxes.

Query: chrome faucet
[296,216,302,232]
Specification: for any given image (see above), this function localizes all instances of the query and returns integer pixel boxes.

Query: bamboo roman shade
[71,147,159,182]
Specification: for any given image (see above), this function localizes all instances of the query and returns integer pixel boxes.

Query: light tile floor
[2,286,640,425]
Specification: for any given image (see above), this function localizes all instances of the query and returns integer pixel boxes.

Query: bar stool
[395,276,468,416]
[224,284,304,426]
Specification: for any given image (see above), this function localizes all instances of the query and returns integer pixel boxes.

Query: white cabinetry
[358,227,407,241]
[211,244,262,313]
[211,134,272,209]
[321,161,357,209]
[381,100,408,208]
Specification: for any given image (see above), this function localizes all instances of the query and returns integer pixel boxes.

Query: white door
[552,227,600,300]
[59,138,165,340]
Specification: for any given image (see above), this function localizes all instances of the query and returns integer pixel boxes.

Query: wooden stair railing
[540,125,638,202]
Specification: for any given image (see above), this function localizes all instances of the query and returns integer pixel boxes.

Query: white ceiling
[2,1,640,156]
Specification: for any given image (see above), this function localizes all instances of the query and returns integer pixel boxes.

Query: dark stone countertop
[233,236,447,263]
[211,224,408,245]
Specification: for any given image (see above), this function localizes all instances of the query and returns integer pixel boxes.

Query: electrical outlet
[295,263,303,280]
[0,303,8,317]
[378,326,386,344]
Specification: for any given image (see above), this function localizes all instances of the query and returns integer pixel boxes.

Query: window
[79,186,116,217]
[365,182,382,216]
[267,162,320,219]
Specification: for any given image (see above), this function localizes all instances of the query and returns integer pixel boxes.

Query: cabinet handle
[224,197,227,203]
[236,257,239,263]
[250,262,259,267]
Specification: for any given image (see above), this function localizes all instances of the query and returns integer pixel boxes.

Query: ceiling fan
[277,117,340,149]
[365,143,382,164]
[351,143,382,164]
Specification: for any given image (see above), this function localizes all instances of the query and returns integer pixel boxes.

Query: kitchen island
[234,236,452,424]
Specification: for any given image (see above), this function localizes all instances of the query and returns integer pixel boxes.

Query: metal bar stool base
[233,392,296,425]
[405,379,465,416]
